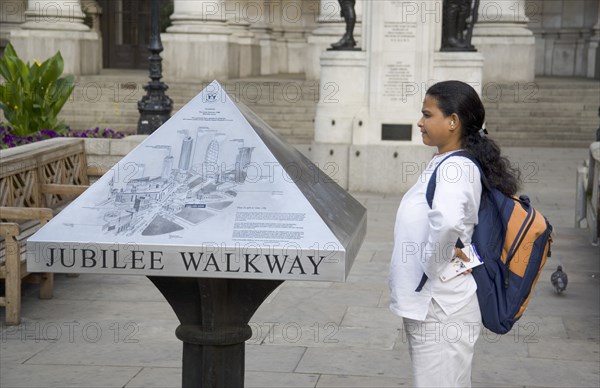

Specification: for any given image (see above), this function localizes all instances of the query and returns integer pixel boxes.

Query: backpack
[416,151,553,334]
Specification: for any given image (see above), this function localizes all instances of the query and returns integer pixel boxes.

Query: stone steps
[4,71,598,148]
[484,77,600,148]
[487,118,597,132]
[57,73,319,144]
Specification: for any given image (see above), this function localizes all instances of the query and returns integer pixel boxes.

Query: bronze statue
[329,0,359,50]
[441,0,479,51]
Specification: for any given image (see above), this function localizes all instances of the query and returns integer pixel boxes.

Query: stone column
[587,1,600,79]
[270,0,288,74]
[248,0,276,75]
[9,0,100,74]
[22,0,88,30]
[281,0,314,74]
[472,0,536,82]
[0,0,27,47]
[162,0,231,81]
[306,0,363,79]
[225,0,259,78]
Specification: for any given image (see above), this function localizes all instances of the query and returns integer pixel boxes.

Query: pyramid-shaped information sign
[27,81,366,281]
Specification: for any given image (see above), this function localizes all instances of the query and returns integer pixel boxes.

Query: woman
[388,80,520,387]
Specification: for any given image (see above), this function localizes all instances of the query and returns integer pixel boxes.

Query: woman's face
[417,95,461,154]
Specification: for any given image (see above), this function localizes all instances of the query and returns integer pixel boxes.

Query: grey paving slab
[340,306,401,329]
[124,367,180,388]
[527,337,600,362]
[295,347,412,378]
[473,331,530,358]
[371,249,394,263]
[282,280,333,289]
[17,298,177,322]
[50,274,166,302]
[263,324,397,350]
[246,371,320,387]
[245,344,306,373]
[0,338,53,363]
[526,279,600,317]
[0,364,141,388]
[316,374,413,387]
[252,287,382,327]
[563,315,600,341]
[335,260,390,291]
[25,331,180,368]
[472,355,600,387]
[499,314,569,340]
[1,319,177,343]
[352,249,376,262]
[378,292,393,309]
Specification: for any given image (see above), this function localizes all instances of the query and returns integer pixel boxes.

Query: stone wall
[83,136,147,180]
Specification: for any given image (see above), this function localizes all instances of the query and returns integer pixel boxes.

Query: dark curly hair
[426,80,521,196]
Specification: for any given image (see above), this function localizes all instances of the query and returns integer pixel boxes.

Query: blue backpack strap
[415,273,428,292]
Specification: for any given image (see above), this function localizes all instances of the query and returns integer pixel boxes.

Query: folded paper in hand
[439,244,483,282]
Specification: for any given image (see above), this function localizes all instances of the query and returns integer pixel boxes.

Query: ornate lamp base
[148,277,283,387]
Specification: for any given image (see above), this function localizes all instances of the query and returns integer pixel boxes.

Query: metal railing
[576,142,600,245]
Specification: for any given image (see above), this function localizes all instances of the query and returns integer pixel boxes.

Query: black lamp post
[137,0,173,134]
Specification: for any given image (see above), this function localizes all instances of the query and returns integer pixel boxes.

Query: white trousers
[403,293,481,388]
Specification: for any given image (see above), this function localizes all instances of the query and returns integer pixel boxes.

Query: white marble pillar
[472,0,535,82]
[168,0,229,33]
[528,0,599,78]
[0,0,27,46]
[270,0,289,74]
[280,0,316,74]
[162,0,231,81]
[587,1,600,79]
[306,0,362,79]
[10,0,100,74]
[225,0,259,78]
[248,0,276,75]
[21,0,87,30]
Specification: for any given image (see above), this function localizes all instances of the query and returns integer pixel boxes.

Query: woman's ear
[449,113,460,131]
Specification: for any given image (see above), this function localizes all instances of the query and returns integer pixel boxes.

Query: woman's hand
[454,247,473,275]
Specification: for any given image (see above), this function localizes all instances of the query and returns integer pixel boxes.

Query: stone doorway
[99,0,172,69]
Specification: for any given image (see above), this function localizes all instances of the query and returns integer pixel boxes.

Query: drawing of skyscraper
[236,147,254,169]
[179,137,193,171]
[162,156,174,179]
[205,140,219,164]
[235,147,254,183]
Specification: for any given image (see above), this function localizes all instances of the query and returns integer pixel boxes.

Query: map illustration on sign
[28,81,366,282]
[100,131,254,237]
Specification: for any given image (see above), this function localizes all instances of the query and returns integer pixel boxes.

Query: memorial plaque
[27,81,366,281]
[359,0,438,145]
[380,1,418,106]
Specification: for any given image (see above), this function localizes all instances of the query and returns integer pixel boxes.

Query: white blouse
[389,150,482,321]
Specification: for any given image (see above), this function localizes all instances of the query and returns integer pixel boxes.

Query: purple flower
[0,123,127,147]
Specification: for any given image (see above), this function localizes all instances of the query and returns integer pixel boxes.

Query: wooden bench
[0,138,104,325]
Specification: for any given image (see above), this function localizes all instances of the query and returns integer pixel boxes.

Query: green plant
[161,1,174,32]
[0,43,75,136]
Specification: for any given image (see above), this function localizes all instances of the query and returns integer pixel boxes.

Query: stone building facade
[1,0,598,81]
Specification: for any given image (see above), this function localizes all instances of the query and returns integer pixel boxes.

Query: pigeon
[551,265,568,294]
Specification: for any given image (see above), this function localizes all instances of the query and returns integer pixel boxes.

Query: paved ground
[1,147,599,387]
